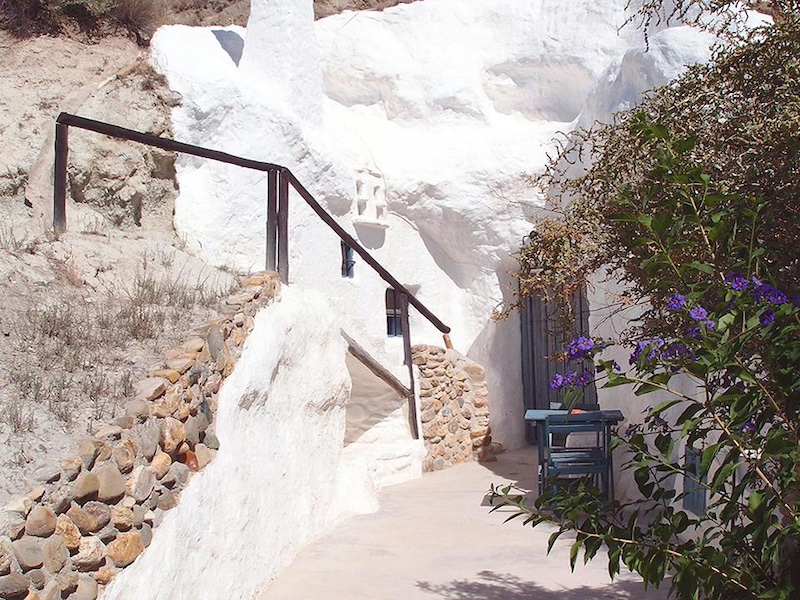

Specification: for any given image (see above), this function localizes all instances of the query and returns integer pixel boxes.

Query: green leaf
[652,212,673,235]
[651,399,683,415]
[748,491,765,516]
[673,136,697,154]
[547,530,561,554]
[649,123,669,139]
[635,382,663,396]
[685,261,716,275]
[569,540,580,570]
[709,462,737,494]
[717,313,736,333]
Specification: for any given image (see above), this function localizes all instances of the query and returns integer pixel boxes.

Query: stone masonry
[0,272,280,600]
[412,345,496,472]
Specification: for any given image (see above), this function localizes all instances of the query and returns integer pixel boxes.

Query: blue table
[524,409,624,498]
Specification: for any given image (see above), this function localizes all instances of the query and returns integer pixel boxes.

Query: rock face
[12,536,44,571]
[41,535,68,574]
[55,60,180,234]
[94,465,126,503]
[125,467,156,504]
[55,515,81,551]
[0,572,29,598]
[73,537,105,571]
[72,473,99,503]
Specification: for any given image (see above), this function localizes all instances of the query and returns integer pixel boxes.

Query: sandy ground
[0,27,238,505]
[257,449,670,600]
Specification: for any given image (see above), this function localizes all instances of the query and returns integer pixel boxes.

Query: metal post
[266,169,278,271]
[400,293,419,439]
[277,168,289,283]
[53,123,69,234]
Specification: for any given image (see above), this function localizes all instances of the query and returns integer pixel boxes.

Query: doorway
[519,288,597,444]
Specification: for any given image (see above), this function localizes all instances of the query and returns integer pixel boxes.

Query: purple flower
[630,338,665,364]
[686,326,702,340]
[703,319,715,331]
[724,273,749,292]
[741,420,757,434]
[549,373,565,389]
[567,336,595,360]
[662,343,690,360]
[759,310,776,326]
[753,283,787,305]
[667,294,687,311]
[689,306,709,321]
[576,372,593,387]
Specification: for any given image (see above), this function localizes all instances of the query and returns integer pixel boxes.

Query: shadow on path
[417,570,666,600]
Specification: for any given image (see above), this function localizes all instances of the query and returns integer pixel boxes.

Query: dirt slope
[0,0,422,506]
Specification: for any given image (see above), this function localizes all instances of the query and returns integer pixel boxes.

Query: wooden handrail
[56,113,283,173]
[283,170,451,334]
[52,112,451,335]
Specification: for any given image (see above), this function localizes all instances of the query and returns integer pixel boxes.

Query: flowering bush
[494,121,800,599]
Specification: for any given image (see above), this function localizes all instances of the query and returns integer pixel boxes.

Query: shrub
[0,0,167,40]
[495,124,800,600]
[508,13,800,331]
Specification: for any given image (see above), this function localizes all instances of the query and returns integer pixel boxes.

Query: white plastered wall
[102,288,383,600]
[132,6,723,596]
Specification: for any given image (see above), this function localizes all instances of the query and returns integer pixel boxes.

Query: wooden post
[277,169,289,284]
[400,292,419,439]
[266,169,278,271]
[53,123,69,234]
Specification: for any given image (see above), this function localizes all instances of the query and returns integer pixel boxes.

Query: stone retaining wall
[0,274,492,600]
[412,345,495,472]
[0,272,280,600]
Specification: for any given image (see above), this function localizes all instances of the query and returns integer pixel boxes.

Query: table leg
[537,421,546,496]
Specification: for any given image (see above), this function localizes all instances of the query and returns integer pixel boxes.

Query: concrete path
[256,449,669,600]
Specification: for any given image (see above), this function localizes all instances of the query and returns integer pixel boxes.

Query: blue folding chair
[542,412,613,502]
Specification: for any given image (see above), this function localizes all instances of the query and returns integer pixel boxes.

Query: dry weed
[5,259,233,431]
[0,225,37,256]
[1,396,34,434]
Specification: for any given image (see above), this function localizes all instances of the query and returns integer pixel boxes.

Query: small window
[683,446,706,515]
[386,289,403,337]
[341,242,355,278]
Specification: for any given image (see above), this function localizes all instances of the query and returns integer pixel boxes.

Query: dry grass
[0,0,249,41]
[114,0,165,28]
[0,225,37,256]
[3,258,234,431]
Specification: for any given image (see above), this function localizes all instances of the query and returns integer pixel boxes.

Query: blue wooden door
[519,288,596,444]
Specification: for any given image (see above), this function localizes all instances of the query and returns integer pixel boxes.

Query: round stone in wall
[24,506,56,538]
[0,572,29,599]
[11,536,44,571]
[106,531,144,568]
